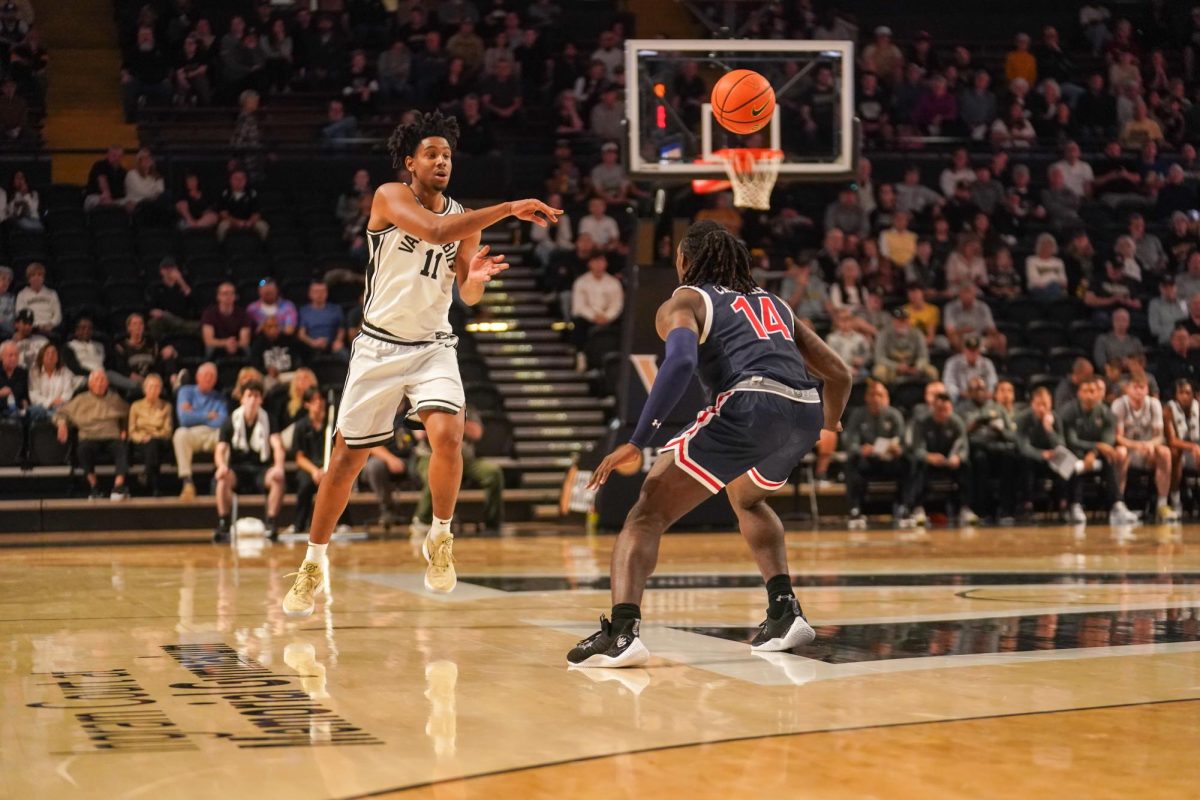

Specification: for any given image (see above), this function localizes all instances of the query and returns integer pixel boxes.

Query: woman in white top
[1111,235,1144,281]
[944,235,988,290]
[990,101,1037,150]
[828,257,867,312]
[124,148,165,208]
[28,342,81,422]
[1025,232,1068,299]
[7,169,39,231]
[529,190,573,267]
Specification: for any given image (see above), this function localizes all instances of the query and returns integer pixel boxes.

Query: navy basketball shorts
[659,389,824,493]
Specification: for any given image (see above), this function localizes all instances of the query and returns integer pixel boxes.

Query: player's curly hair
[387,110,461,168]
[679,220,758,294]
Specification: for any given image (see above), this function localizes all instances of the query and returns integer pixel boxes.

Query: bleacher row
[834,303,1113,411]
[0,346,536,509]
[25,181,356,288]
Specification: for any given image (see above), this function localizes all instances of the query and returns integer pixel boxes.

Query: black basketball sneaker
[750,596,816,652]
[567,616,650,668]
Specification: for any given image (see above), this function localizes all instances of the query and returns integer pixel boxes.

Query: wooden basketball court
[2,524,1198,798]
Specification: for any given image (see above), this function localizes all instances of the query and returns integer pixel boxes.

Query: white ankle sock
[305,542,328,564]
[429,516,453,542]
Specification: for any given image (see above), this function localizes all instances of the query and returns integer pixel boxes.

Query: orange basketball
[711,69,775,135]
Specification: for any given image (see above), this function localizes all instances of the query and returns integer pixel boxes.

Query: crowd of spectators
[0,331,506,536]
[839,369,1195,529]
[116,0,627,152]
[659,4,1200,526]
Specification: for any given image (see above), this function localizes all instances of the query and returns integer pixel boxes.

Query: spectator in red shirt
[201,281,252,358]
[912,74,959,135]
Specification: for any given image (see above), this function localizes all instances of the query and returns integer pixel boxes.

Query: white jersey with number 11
[361,193,464,343]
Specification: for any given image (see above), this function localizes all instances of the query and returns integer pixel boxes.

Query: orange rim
[692,148,783,193]
[714,147,784,176]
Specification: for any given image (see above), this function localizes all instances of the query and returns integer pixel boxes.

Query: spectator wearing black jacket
[1158,326,1200,392]
[1059,377,1135,525]
[1155,165,1197,221]
[456,94,496,155]
[1015,387,1069,517]
[904,393,976,526]
[1075,73,1117,142]
[0,338,28,419]
[114,312,177,386]
[1093,140,1147,211]
[216,169,269,241]
[84,146,127,211]
[341,49,380,116]
[304,14,346,90]
[959,376,1019,521]
[291,388,342,534]
[843,380,909,528]
[146,257,199,339]
[121,26,172,122]
[1033,26,1078,101]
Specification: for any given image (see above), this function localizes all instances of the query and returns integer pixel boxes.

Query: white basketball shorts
[335,333,465,449]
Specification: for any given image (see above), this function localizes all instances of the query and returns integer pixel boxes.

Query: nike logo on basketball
[751,102,768,116]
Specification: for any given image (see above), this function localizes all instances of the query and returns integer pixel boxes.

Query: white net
[718,149,783,210]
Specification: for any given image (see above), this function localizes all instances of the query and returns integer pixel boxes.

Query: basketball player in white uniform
[282,111,560,616]
[1112,375,1178,523]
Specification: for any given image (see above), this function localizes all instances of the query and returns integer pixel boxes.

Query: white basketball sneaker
[423,530,457,593]
[282,560,324,618]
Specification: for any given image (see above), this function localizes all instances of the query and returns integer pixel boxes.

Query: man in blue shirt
[172,362,229,500]
[298,280,347,360]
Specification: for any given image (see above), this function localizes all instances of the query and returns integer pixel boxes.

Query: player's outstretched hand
[510,199,563,227]
[468,244,509,282]
[587,442,642,490]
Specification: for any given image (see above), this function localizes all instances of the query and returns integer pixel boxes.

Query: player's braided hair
[387,110,460,168]
[679,220,758,294]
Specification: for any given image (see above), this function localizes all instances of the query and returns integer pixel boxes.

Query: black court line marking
[955,588,1151,606]
[333,697,1200,799]
[456,571,1200,592]
[685,606,1200,663]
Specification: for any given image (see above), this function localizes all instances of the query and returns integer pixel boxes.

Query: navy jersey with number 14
[674,283,817,397]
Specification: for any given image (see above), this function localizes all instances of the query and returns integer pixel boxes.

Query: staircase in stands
[473,231,612,498]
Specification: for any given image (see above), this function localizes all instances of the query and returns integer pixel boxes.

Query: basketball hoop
[692,148,783,210]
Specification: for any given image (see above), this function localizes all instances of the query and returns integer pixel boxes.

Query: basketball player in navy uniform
[568,221,853,667]
[282,112,560,616]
